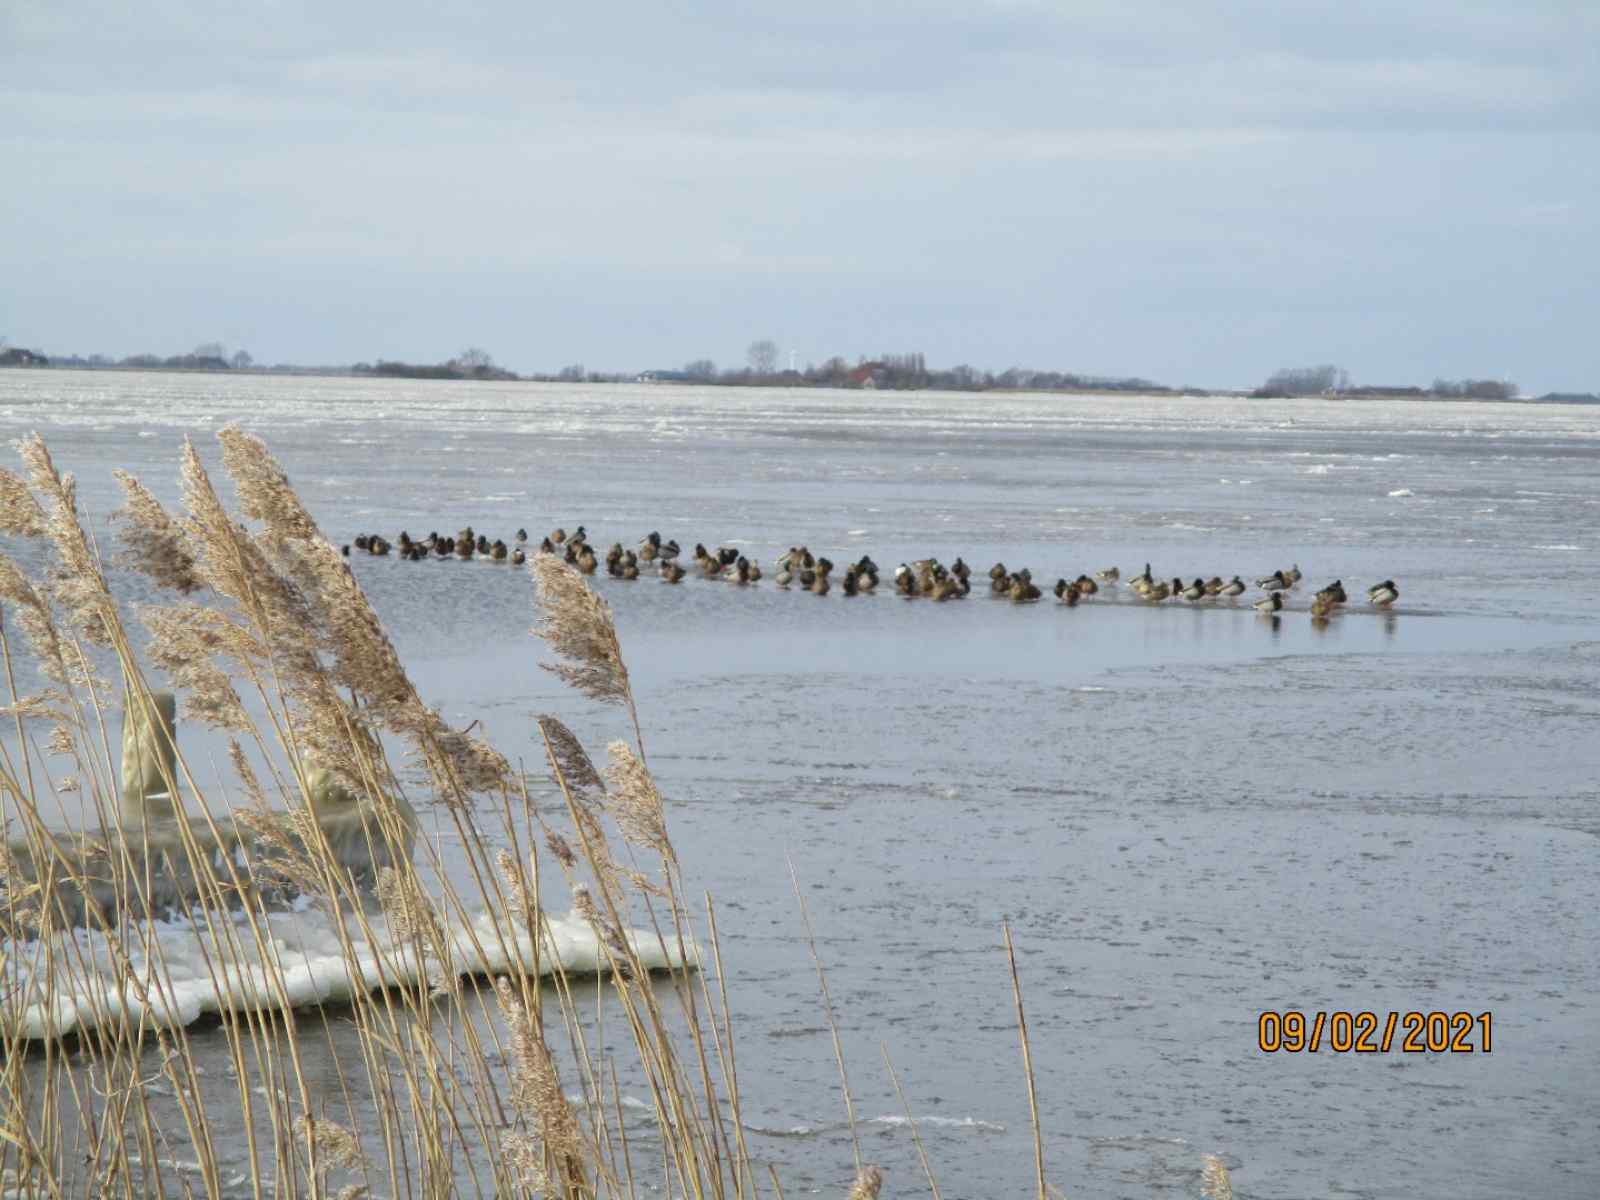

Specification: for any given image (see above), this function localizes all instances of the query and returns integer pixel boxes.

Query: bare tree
[747,340,779,376]
[683,359,717,380]
[456,347,494,370]
[194,342,227,361]
[230,349,254,370]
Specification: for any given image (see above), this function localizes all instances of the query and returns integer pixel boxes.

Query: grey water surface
[2,370,1597,1199]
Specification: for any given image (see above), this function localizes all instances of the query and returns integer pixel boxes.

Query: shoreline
[1,362,1593,405]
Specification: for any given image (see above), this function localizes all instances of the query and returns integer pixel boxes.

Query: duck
[550,527,567,544]
[511,548,526,566]
[731,556,754,585]
[894,563,917,596]
[1073,574,1098,596]
[490,539,508,561]
[1203,576,1224,597]
[1009,574,1042,603]
[476,534,490,555]
[950,557,971,583]
[1095,566,1120,584]
[539,537,556,555]
[515,528,528,544]
[1053,578,1080,606]
[341,544,350,556]
[1253,592,1283,615]
[1288,563,1303,585]
[718,546,740,567]
[1141,579,1173,602]
[456,531,475,560]
[574,545,598,574]
[855,556,879,590]
[989,563,1011,597]
[661,539,680,562]
[1317,580,1348,605]
[1368,580,1399,607]
[354,534,371,552]
[931,575,964,601]
[841,566,860,596]
[1256,570,1289,591]
[639,531,661,562]
[1310,593,1336,620]
[661,561,686,583]
[810,557,833,595]
[606,543,625,575]
[1219,576,1246,598]
[1181,578,1207,601]
[776,562,795,587]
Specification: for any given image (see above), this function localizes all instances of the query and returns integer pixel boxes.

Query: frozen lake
[3,369,1598,1198]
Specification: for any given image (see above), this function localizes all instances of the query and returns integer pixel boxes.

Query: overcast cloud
[3,1,1597,390]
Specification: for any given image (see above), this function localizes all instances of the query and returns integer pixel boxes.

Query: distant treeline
[5,343,1596,404]
[355,360,518,382]
[640,352,1180,394]
[1251,363,1528,401]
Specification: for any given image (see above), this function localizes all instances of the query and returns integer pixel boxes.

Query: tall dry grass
[0,432,1230,1199]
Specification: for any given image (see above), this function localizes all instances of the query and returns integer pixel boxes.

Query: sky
[3,1,1597,392]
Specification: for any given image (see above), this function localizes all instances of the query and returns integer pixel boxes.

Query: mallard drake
[1256,570,1289,591]
[1073,574,1098,595]
[1254,592,1282,614]
[841,566,860,595]
[1368,580,1399,607]
[1053,578,1080,606]
[569,526,588,547]
[515,528,528,544]
[511,548,526,565]
[456,532,475,560]
[354,534,371,551]
[856,559,878,590]
[639,532,661,562]
[1095,566,1120,583]
[476,534,490,555]
[950,557,971,582]
[1181,578,1206,601]
[894,563,917,596]
[660,539,680,561]
[1219,576,1246,597]
[776,565,794,587]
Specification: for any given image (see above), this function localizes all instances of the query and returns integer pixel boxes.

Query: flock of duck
[344,525,1401,621]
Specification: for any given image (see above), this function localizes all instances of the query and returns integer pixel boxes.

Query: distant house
[847,362,885,389]
[0,347,48,367]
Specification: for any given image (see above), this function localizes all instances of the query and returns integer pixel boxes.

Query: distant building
[847,362,885,389]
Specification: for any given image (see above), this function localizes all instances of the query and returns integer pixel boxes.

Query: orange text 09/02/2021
[1257,1011,1492,1054]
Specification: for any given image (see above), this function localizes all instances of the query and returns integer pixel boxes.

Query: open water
[2,370,1598,1198]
